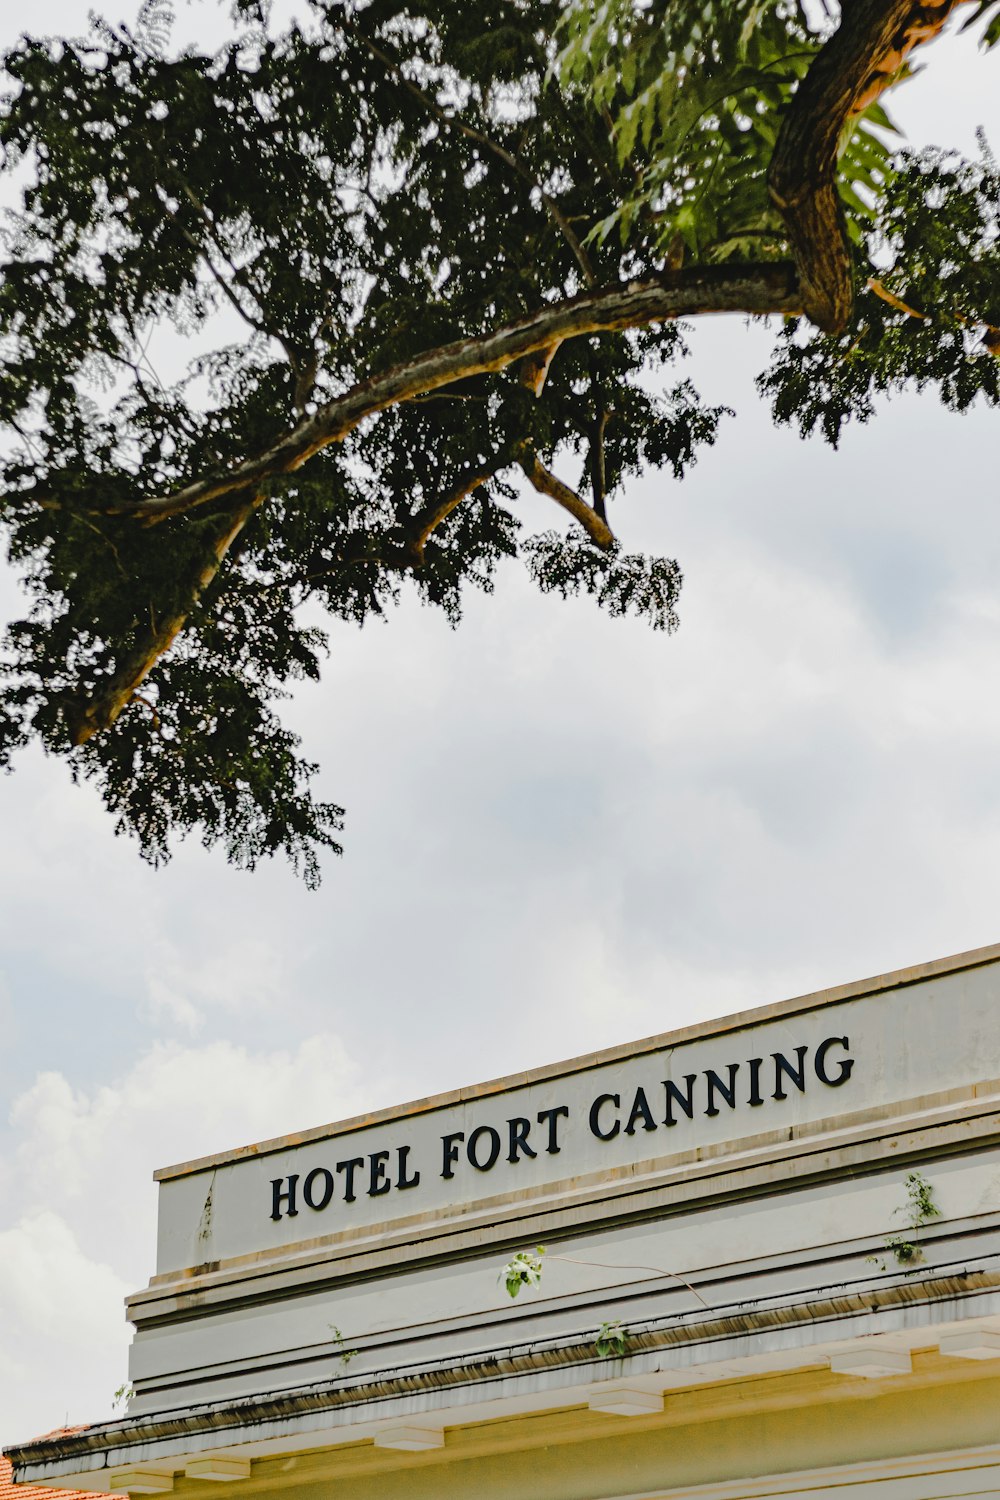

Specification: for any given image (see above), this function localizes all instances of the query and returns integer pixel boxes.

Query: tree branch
[405,469,496,563]
[769,0,974,333]
[867,276,929,319]
[81,263,799,525]
[518,340,565,397]
[302,469,497,584]
[517,443,615,550]
[868,275,1000,350]
[588,360,609,521]
[66,492,264,745]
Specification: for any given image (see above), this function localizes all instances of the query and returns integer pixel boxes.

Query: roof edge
[8,1259,1000,1480]
[153,940,1000,1183]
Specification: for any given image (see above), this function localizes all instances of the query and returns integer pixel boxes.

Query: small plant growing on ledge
[500,1247,546,1298]
[328,1325,359,1371]
[868,1171,942,1272]
[595,1320,630,1359]
[112,1384,134,1412]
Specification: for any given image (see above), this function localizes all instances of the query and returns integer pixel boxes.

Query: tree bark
[67,492,263,744]
[769,0,974,333]
[405,471,496,564]
[517,445,616,550]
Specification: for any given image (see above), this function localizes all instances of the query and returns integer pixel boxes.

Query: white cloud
[144,979,205,1033]
[0,1211,129,1345]
[0,1033,381,1446]
[141,935,289,1033]
[8,1035,370,1223]
[0,1212,132,1447]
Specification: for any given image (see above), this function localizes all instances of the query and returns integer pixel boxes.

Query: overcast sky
[1,0,999,1450]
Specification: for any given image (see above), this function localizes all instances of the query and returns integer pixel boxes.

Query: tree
[0,0,997,884]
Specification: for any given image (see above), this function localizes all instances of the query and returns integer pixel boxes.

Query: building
[1,1441,114,1500]
[9,943,1000,1500]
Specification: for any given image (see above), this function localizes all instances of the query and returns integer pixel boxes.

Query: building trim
[152,942,1000,1183]
[132,1090,1000,1320]
[12,1259,1000,1483]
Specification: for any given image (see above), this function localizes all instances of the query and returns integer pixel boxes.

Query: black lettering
[441,1131,465,1179]
[270,1174,299,1221]
[704,1064,739,1117]
[336,1157,364,1203]
[507,1117,537,1164]
[815,1035,854,1087]
[589,1093,621,1140]
[467,1125,502,1171]
[536,1105,569,1154]
[302,1167,334,1212]
[368,1150,391,1196]
[663,1075,697,1126]
[396,1145,420,1190]
[747,1057,764,1107]
[772,1046,808,1100]
[624,1086,657,1135]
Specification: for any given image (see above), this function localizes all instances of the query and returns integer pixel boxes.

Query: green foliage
[525,533,682,632]
[328,1324,359,1370]
[868,1170,943,1272]
[500,1246,546,1298]
[760,143,1000,446]
[903,1171,942,1225]
[0,1,998,878]
[497,1250,629,1356]
[594,1318,629,1359]
[963,0,1000,49]
[0,0,725,877]
[556,0,898,259]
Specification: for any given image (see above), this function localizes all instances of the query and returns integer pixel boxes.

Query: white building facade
[11,943,1000,1500]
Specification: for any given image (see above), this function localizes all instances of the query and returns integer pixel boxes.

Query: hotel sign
[268,1036,854,1222]
[152,959,998,1278]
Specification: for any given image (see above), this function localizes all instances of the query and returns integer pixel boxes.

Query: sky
[1,0,999,1450]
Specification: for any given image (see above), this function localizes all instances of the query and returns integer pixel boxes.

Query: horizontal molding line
[127,1265,1000,1408]
[130,1111,1000,1322]
[142,1082,1000,1297]
[127,1229,1000,1396]
[604,1441,1000,1500]
[17,1265,1000,1478]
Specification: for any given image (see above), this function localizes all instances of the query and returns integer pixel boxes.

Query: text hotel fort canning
[12,944,1000,1500]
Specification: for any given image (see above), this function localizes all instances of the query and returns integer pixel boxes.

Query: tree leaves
[559,0,820,259]
[0,0,997,881]
[0,0,710,878]
[760,143,1000,446]
[524,532,683,632]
